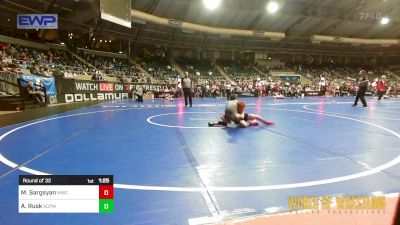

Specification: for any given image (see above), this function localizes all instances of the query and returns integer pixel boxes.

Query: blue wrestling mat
[0,97,399,225]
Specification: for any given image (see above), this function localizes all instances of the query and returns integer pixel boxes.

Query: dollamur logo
[17,14,58,29]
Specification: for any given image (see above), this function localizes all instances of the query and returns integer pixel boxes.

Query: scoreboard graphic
[18,175,114,213]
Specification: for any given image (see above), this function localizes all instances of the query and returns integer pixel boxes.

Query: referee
[181,72,193,107]
[352,70,369,108]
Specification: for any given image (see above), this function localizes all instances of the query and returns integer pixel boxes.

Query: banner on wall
[19,74,57,103]
[56,78,169,103]
[305,91,321,96]
[275,75,301,82]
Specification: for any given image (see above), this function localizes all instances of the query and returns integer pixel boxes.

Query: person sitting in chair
[132,86,145,103]
[162,87,174,102]
[26,82,45,105]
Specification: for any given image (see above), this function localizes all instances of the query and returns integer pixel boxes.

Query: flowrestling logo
[17,14,58,29]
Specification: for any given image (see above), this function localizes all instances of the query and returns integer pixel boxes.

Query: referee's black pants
[354,91,367,107]
[226,89,231,100]
[183,88,192,107]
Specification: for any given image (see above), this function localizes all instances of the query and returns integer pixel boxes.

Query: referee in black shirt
[181,72,193,107]
[352,70,369,108]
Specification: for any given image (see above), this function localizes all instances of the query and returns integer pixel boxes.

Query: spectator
[26,82,45,105]
[29,63,40,75]
[64,69,76,79]
[132,86,144,102]
[162,87,173,102]
[7,63,22,74]
[377,75,387,100]
[42,67,52,77]
[91,70,104,81]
